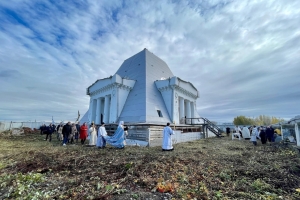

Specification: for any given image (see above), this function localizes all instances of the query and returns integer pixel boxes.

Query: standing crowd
[233,125,279,146]
[40,121,175,151]
[40,121,128,149]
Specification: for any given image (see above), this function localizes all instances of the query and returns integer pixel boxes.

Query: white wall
[171,130,204,144]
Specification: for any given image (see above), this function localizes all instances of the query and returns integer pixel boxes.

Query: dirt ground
[1,131,300,199]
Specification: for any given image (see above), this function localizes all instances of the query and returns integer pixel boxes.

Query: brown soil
[0,132,300,199]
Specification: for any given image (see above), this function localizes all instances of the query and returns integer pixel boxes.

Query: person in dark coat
[40,124,46,135]
[259,126,267,144]
[62,122,72,146]
[226,127,231,137]
[75,122,80,143]
[266,126,273,143]
[45,123,55,142]
[270,126,275,142]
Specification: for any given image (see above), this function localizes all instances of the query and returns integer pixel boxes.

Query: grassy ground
[1,131,300,200]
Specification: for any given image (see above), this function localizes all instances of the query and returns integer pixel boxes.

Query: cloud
[0,0,299,122]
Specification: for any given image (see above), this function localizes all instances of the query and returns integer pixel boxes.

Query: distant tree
[233,115,285,126]
[271,116,285,124]
[233,116,254,125]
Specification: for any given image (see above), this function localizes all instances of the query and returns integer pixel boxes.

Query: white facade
[86,49,200,125]
[155,77,200,124]
[87,74,135,124]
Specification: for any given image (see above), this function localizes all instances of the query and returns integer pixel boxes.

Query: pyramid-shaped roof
[116,48,174,124]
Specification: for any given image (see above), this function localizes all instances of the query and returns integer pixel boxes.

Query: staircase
[200,117,223,137]
[182,117,224,137]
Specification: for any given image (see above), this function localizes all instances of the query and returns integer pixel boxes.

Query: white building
[86,48,200,125]
[81,49,221,146]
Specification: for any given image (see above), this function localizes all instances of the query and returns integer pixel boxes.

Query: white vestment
[241,127,251,138]
[251,127,258,142]
[252,127,260,140]
[235,126,241,133]
[96,126,107,147]
[162,126,175,150]
[98,126,107,137]
[89,127,97,146]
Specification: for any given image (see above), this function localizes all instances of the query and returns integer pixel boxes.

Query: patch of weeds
[0,172,54,199]
[290,165,300,174]
[251,179,271,193]
[214,190,223,199]
[218,170,232,181]
[261,192,278,200]
[131,193,139,199]
[237,178,248,184]
[96,182,104,190]
[280,149,297,157]
[177,172,189,184]
[235,192,258,199]
[195,181,209,198]
[114,188,127,195]
[125,162,133,170]
[235,177,250,191]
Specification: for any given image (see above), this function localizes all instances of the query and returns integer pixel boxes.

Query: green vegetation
[233,115,285,125]
[0,132,300,199]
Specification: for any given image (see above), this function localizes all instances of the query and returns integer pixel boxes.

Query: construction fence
[0,121,56,132]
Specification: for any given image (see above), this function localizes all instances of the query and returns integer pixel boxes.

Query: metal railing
[182,117,223,137]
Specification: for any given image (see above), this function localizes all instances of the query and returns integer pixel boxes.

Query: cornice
[89,83,134,97]
[157,85,198,99]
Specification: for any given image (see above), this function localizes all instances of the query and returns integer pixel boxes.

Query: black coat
[44,125,54,134]
[62,124,72,136]
[260,129,267,144]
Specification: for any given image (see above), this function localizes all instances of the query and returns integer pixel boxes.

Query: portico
[85,48,201,125]
[155,77,199,124]
[87,74,136,124]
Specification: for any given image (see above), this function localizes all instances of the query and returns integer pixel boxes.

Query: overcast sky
[0,0,299,123]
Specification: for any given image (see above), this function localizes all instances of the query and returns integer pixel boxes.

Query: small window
[157,110,163,117]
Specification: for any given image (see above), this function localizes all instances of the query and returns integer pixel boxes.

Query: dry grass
[1,131,300,200]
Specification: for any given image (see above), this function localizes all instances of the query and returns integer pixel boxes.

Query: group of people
[40,121,175,150]
[40,121,128,149]
[233,125,278,146]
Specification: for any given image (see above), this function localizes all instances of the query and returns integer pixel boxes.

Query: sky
[0,0,299,123]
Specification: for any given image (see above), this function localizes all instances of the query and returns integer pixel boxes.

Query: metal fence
[0,121,56,132]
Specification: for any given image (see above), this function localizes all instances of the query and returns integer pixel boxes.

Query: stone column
[95,98,101,124]
[179,97,185,124]
[190,101,194,124]
[88,100,93,123]
[185,100,191,124]
[104,95,110,123]
[91,99,97,123]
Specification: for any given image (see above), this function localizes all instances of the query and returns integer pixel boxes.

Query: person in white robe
[162,122,175,151]
[241,126,251,139]
[97,122,107,148]
[253,126,260,139]
[250,126,258,146]
[234,126,242,138]
[104,121,125,149]
[88,123,97,146]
